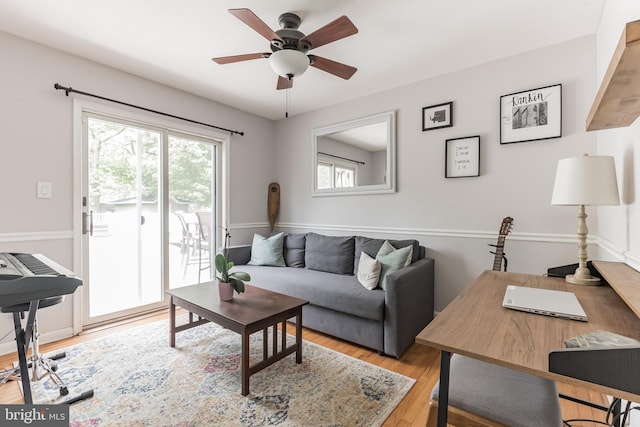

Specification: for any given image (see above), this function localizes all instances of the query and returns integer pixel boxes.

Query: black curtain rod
[53,83,244,136]
[318,151,365,165]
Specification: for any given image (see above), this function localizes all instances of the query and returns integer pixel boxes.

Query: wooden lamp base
[567,205,601,286]
[566,274,601,286]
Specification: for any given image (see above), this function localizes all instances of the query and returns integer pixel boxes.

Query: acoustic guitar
[490,217,513,272]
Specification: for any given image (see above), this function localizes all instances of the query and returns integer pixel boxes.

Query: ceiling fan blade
[277,76,293,90]
[212,53,269,64]
[309,55,357,80]
[300,16,358,49]
[229,8,282,42]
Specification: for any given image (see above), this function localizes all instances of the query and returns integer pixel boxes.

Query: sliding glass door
[167,134,217,288]
[82,112,219,326]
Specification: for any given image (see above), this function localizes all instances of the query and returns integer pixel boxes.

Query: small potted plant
[214,229,250,301]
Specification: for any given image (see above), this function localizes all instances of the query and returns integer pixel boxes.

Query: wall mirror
[312,110,396,196]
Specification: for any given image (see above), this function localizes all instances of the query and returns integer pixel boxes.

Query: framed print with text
[445,136,480,178]
[422,102,453,131]
[500,84,562,144]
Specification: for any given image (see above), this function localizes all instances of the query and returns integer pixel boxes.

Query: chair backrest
[196,212,212,244]
[175,212,197,244]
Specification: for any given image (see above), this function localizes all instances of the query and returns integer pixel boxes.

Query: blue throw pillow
[376,240,413,267]
[248,232,286,267]
[375,241,413,290]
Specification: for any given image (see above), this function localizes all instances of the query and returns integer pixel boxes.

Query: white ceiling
[0,0,605,121]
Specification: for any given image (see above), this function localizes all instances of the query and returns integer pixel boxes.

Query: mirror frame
[312,110,396,197]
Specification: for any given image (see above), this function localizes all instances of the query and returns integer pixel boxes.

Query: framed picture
[445,136,480,178]
[422,102,453,131]
[500,84,562,144]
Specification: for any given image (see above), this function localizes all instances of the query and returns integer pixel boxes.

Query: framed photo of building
[422,102,453,131]
[500,84,562,144]
[445,135,480,178]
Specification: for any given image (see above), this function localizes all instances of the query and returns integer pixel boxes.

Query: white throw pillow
[357,252,381,290]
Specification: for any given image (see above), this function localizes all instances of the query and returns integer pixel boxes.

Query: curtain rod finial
[54,83,71,96]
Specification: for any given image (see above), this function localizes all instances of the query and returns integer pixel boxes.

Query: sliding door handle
[82,211,94,236]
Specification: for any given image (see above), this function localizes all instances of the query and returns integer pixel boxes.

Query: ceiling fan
[212,8,358,90]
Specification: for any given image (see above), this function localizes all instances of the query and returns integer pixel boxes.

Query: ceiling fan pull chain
[285,88,290,118]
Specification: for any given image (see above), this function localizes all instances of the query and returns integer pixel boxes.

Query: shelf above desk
[592,260,640,318]
[586,19,640,131]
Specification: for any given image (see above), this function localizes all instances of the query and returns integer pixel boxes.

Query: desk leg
[437,351,451,427]
[169,296,176,348]
[612,399,621,427]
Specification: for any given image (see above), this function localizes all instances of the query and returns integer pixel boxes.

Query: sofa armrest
[383,257,435,358]
[225,245,251,265]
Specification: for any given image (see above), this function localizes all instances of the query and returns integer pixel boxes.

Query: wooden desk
[416,268,640,427]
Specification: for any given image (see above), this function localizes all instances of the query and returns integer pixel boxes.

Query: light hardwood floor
[0,309,612,426]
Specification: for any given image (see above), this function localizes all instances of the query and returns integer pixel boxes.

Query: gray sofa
[226,232,435,358]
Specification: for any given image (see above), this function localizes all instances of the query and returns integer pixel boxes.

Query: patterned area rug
[31,316,414,426]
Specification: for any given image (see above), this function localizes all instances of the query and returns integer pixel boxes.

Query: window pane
[335,166,355,188]
[168,135,216,288]
[87,117,162,317]
[317,162,332,189]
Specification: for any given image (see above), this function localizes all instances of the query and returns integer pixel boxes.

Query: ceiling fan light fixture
[269,49,309,79]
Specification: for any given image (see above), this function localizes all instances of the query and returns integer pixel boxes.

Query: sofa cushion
[283,233,306,268]
[354,236,420,271]
[237,265,385,321]
[305,233,355,275]
[356,252,381,290]
[248,233,285,267]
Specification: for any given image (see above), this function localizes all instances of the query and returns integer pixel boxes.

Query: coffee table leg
[242,330,250,395]
[169,296,176,348]
[296,309,302,364]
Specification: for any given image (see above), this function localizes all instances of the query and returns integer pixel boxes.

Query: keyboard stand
[11,300,39,404]
[5,299,94,405]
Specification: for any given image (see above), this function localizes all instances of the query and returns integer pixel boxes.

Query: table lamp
[551,154,620,285]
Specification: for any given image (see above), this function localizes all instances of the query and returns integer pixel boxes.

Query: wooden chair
[426,355,563,427]
[195,211,212,282]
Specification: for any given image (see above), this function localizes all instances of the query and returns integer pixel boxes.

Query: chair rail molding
[0,230,73,243]
[277,222,587,243]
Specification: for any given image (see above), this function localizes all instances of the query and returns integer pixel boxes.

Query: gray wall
[273,35,599,311]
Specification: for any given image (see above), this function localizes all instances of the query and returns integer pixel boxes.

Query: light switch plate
[37,181,53,199]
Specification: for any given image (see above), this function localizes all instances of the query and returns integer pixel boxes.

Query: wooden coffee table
[166,283,308,395]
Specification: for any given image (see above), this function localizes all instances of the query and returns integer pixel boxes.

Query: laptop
[502,285,588,322]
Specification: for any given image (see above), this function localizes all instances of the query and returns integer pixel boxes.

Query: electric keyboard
[0,252,82,306]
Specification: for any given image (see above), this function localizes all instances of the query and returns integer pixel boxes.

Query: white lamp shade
[269,49,309,78]
[551,155,620,206]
